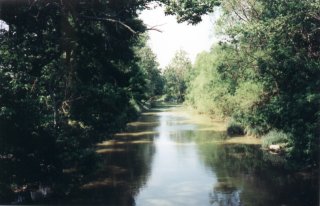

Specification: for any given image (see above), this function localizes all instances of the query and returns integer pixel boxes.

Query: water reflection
[134,107,318,206]
[135,109,216,206]
[210,181,241,206]
[0,106,318,205]
[69,108,161,205]
[199,143,319,206]
[0,108,160,205]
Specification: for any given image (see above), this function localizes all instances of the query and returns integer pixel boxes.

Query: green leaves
[0,0,164,194]
[185,0,319,166]
[162,0,220,24]
[134,38,164,98]
[164,50,192,102]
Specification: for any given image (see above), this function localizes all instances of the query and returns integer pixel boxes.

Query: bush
[261,130,291,149]
[226,121,245,136]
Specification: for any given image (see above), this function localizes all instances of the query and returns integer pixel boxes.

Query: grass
[261,130,291,149]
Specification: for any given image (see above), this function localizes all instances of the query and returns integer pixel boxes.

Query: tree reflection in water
[0,109,160,205]
[198,143,319,206]
[53,109,160,205]
[1,106,318,205]
[209,183,241,206]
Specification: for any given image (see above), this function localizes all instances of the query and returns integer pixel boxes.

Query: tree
[164,50,192,102]
[185,0,320,166]
[161,0,220,24]
[135,35,164,99]
[0,0,218,199]
[0,0,162,198]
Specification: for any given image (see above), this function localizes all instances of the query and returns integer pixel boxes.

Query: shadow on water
[198,143,319,206]
[64,141,156,205]
[0,105,318,205]
[52,106,163,205]
[0,105,162,205]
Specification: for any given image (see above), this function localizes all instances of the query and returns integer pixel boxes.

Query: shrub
[261,130,291,149]
[226,121,245,136]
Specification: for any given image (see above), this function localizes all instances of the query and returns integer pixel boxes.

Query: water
[135,111,216,206]
[1,106,319,205]
[88,106,318,206]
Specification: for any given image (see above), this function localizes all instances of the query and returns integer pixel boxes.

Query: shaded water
[1,106,319,205]
[82,105,318,206]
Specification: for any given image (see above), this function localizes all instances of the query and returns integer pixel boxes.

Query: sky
[0,20,8,30]
[0,8,220,69]
[139,6,220,69]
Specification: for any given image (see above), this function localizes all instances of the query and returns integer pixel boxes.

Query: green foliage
[261,130,291,150]
[185,0,320,166]
[163,50,192,102]
[0,0,318,201]
[0,0,163,196]
[226,121,245,136]
[134,35,164,99]
[162,0,220,24]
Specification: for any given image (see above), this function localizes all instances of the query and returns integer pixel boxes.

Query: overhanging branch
[81,15,137,34]
[146,23,165,33]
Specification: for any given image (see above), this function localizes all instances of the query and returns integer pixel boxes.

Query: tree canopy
[0,0,164,199]
[163,50,192,102]
[186,0,320,166]
[0,0,319,203]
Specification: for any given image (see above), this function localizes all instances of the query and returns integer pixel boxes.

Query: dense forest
[0,0,319,204]
[0,0,167,201]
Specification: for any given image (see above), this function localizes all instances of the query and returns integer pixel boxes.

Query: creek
[2,105,318,205]
[80,105,318,206]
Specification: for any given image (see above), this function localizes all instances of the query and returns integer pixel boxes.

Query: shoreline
[169,104,262,145]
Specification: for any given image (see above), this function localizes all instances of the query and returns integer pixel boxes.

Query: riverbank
[170,105,262,145]
[98,103,318,206]
[165,105,318,176]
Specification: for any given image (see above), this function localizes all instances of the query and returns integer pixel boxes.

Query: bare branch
[146,23,165,33]
[247,0,260,19]
[310,27,320,33]
[312,15,320,22]
[81,15,137,34]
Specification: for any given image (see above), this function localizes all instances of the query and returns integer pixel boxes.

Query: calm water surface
[89,106,318,206]
[2,105,318,205]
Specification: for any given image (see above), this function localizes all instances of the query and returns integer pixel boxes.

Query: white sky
[139,6,220,69]
[1,9,220,69]
[0,20,9,30]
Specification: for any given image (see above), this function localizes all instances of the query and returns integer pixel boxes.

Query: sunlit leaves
[186,0,319,165]
[162,0,220,24]
[164,50,191,102]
